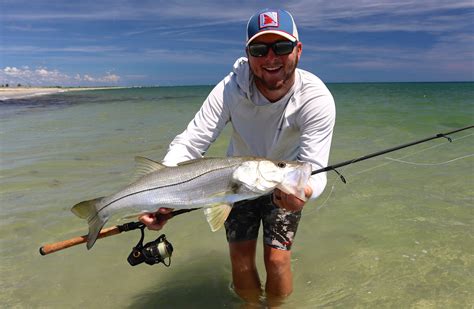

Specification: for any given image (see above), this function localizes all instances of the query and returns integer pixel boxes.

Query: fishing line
[304,131,473,216]
[348,132,473,178]
[311,126,473,179]
[382,133,473,167]
[303,183,337,215]
[385,154,474,166]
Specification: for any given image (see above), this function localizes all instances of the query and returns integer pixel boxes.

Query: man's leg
[228,240,262,302]
[261,195,302,297]
[263,245,293,296]
[225,198,265,302]
[229,240,260,290]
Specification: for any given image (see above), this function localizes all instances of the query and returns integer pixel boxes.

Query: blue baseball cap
[246,8,299,46]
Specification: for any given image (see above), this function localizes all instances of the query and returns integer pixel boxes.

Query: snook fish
[71,156,311,249]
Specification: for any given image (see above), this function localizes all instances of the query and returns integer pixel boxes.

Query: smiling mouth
[263,66,282,73]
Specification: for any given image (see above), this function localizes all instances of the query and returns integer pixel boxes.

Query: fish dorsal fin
[203,204,232,232]
[134,156,166,180]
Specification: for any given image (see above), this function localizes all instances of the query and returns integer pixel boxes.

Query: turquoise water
[1,83,473,308]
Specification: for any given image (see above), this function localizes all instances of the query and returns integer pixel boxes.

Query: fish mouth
[277,163,312,200]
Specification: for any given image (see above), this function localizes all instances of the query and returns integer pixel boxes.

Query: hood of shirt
[231,57,253,102]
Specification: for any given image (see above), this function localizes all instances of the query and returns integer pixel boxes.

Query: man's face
[247,33,302,95]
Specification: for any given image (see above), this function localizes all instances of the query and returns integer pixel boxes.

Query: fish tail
[71,197,107,250]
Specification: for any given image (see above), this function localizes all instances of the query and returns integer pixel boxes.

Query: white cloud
[0,45,124,54]
[76,72,120,83]
[0,66,121,86]
[4,1,472,28]
[101,73,120,82]
[82,74,95,82]
[4,66,22,75]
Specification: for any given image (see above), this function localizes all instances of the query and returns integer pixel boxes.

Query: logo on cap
[259,12,278,29]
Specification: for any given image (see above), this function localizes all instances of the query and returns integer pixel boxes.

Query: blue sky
[1,0,473,86]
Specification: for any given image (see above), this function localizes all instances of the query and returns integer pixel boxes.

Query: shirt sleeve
[162,80,230,166]
[296,91,336,199]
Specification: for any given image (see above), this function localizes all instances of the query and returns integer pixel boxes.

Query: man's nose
[264,46,278,60]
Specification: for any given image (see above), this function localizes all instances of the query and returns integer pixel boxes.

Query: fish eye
[277,162,286,168]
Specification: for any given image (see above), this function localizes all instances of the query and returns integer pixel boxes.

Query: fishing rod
[311,125,473,183]
[39,208,197,257]
[39,125,472,258]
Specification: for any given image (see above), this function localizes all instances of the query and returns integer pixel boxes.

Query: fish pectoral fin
[134,156,166,180]
[203,204,232,232]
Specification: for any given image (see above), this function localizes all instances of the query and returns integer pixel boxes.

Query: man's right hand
[138,208,174,230]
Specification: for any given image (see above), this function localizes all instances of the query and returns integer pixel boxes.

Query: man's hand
[138,208,173,230]
[272,186,313,212]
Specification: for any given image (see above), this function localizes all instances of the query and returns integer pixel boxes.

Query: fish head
[275,161,312,201]
[233,159,312,199]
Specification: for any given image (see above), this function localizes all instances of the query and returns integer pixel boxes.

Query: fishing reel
[127,224,173,267]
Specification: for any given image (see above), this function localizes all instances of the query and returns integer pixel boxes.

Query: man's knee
[229,240,258,272]
[231,254,257,273]
[264,248,291,275]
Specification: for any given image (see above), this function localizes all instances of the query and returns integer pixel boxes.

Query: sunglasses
[247,41,297,57]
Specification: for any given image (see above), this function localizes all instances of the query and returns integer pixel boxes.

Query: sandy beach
[0,87,124,100]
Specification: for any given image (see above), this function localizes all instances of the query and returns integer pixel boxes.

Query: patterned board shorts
[224,194,302,250]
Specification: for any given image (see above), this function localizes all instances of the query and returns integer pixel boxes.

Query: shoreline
[0,87,126,101]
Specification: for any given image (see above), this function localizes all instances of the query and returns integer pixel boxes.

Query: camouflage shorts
[224,194,302,250]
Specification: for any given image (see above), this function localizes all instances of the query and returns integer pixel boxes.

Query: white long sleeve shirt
[162,57,336,199]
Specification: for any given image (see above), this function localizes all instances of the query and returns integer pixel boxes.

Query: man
[140,8,335,298]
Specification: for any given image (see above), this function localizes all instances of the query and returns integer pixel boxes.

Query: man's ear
[296,42,303,58]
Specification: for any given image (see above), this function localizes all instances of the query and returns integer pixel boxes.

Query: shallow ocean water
[1,83,473,308]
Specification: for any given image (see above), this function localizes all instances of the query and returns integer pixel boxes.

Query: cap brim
[247,30,297,46]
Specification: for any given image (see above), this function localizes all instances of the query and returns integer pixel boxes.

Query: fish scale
[108,165,242,211]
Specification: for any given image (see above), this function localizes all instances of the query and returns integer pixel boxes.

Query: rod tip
[39,247,46,256]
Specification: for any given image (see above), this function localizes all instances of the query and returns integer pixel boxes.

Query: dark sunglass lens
[273,41,295,55]
[249,44,268,57]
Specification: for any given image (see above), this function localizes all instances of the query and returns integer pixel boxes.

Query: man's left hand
[272,186,313,212]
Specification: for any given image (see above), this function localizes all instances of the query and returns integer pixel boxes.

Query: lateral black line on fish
[71,157,311,249]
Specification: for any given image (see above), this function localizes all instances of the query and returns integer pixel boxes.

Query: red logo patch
[259,12,279,29]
